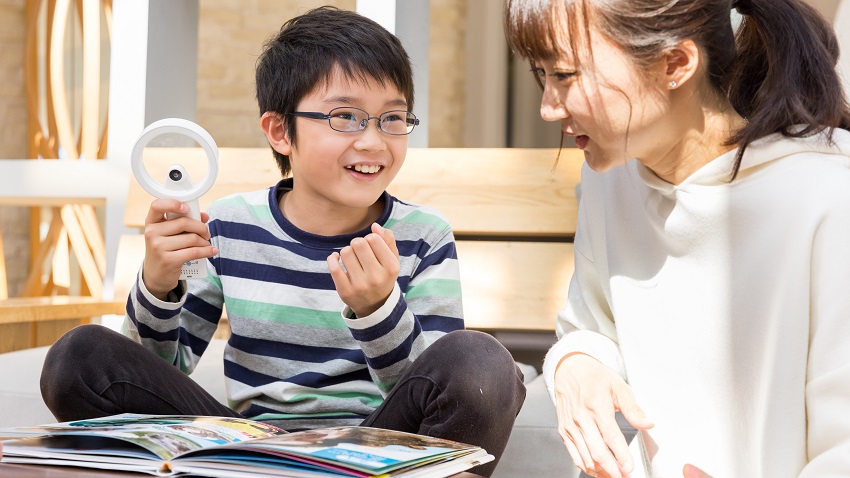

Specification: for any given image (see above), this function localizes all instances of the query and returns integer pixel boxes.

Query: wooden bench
[118,147,582,333]
[1,147,581,352]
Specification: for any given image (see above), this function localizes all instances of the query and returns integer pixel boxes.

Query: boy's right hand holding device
[327,223,400,318]
[554,353,654,478]
[142,198,218,301]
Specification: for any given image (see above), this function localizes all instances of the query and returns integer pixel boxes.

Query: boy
[40,7,525,477]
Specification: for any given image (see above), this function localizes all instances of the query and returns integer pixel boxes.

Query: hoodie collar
[636,127,850,194]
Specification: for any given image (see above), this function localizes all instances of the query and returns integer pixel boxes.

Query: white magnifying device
[131,118,219,280]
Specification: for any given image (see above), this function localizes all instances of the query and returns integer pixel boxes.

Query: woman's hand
[142,199,216,300]
[328,223,400,317]
[683,464,712,478]
[554,353,654,477]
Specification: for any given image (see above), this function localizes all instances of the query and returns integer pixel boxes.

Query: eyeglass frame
[285,107,420,136]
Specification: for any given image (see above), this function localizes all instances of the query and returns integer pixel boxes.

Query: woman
[504,0,850,477]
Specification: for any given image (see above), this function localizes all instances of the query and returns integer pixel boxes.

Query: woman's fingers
[561,435,585,476]
[596,410,634,475]
[558,412,595,473]
[575,409,628,477]
[558,394,619,476]
[553,353,652,477]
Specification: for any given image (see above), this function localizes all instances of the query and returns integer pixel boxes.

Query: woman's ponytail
[727,0,850,177]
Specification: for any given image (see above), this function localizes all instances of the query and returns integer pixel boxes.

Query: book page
[0,414,287,461]
[202,426,480,475]
[2,418,487,477]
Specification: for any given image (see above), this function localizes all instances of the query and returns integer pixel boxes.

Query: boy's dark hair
[256,6,415,177]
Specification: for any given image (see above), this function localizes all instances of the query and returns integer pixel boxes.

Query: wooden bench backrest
[120,147,583,331]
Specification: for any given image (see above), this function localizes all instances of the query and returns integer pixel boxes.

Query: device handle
[162,165,207,279]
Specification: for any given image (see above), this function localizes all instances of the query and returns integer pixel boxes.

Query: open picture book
[0,414,493,477]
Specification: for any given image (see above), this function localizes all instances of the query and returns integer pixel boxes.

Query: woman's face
[536,27,672,172]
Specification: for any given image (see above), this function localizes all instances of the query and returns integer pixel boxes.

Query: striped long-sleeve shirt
[123,179,463,429]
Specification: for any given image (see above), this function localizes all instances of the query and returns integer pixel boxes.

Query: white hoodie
[543,129,850,477]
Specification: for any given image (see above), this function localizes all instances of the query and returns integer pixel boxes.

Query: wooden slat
[123,147,583,237]
[458,241,573,331]
[0,223,7,300]
[0,323,32,354]
[51,227,70,290]
[31,318,82,349]
[22,212,64,296]
[112,234,145,302]
[75,204,107,275]
[60,204,103,298]
[0,197,105,207]
[45,0,61,160]
[0,296,124,325]
[393,148,582,238]
[49,0,79,160]
[80,0,100,159]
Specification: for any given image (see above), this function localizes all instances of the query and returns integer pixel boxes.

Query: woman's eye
[550,71,576,81]
[382,114,403,123]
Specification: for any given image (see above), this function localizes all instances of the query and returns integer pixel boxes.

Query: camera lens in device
[169,169,182,181]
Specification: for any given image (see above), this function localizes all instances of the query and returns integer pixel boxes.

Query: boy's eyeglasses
[286,107,419,135]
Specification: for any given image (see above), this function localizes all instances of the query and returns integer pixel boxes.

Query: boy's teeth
[350,164,381,174]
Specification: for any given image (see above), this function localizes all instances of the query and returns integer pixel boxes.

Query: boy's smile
[343,160,387,180]
[263,68,409,236]
[346,164,383,174]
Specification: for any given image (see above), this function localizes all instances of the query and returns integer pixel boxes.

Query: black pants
[41,324,526,477]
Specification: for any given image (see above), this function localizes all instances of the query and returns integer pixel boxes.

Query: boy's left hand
[328,223,400,318]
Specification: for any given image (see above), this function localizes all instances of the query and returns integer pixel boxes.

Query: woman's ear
[260,112,292,156]
[664,39,699,90]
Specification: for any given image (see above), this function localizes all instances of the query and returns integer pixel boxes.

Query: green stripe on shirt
[405,278,461,299]
[224,297,348,329]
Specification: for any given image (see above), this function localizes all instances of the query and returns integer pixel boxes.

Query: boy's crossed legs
[41,325,526,477]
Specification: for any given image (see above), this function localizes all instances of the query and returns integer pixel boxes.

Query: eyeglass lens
[328,107,416,135]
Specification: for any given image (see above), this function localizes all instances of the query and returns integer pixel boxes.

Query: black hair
[255,6,414,177]
[505,0,850,180]
[726,0,850,178]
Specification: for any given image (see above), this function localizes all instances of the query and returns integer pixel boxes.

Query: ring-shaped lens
[131,118,219,202]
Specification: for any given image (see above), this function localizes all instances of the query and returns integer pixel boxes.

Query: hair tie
[732,0,748,14]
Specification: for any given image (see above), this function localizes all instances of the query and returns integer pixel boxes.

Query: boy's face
[275,70,409,212]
